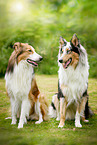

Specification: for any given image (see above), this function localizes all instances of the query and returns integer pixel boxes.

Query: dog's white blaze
[29,53,42,62]
[27,46,42,62]
[31,46,35,52]
[58,42,71,61]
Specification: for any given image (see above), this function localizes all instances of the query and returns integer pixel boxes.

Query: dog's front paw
[35,120,43,124]
[83,119,89,123]
[11,119,17,125]
[58,123,64,128]
[75,122,82,128]
[18,123,23,129]
[11,121,16,125]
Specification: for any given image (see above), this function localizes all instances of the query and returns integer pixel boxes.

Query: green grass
[0,75,97,145]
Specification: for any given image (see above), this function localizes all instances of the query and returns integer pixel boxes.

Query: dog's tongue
[28,60,38,65]
[33,61,38,66]
[63,63,68,69]
[27,59,38,66]
[63,59,71,68]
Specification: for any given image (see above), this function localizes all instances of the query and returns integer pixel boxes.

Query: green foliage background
[0,0,97,77]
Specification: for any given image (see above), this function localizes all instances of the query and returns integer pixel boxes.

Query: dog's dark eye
[67,50,71,54]
[67,50,70,54]
[60,48,63,53]
[28,49,32,52]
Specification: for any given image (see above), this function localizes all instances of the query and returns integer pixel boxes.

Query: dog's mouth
[63,58,72,69]
[26,59,38,66]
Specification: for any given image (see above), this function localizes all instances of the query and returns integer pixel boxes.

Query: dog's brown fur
[29,77,49,121]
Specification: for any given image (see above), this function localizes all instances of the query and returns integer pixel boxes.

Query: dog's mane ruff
[5,60,34,100]
[58,45,89,104]
[6,51,16,73]
[79,45,89,67]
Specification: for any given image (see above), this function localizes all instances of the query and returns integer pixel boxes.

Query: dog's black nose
[59,59,63,63]
[40,57,43,61]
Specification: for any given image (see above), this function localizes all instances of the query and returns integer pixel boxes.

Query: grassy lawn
[0,75,97,145]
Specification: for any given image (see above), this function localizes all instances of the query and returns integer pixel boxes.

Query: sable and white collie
[5,42,48,128]
[49,34,90,128]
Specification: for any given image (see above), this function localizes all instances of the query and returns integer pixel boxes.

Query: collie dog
[49,34,90,128]
[5,42,48,128]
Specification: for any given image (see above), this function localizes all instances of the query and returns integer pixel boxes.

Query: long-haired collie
[49,34,93,128]
[5,42,48,128]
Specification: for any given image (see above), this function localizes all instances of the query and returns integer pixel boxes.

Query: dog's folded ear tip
[13,44,16,49]
[73,33,77,37]
[13,42,20,50]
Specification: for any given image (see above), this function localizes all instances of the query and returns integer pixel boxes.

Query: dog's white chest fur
[5,60,34,100]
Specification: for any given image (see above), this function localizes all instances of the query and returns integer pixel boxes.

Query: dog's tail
[49,94,57,118]
[85,99,94,119]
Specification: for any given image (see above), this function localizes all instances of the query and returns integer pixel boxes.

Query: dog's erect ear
[59,37,67,44]
[13,42,21,51]
[70,34,80,55]
[71,34,80,47]
[59,37,65,45]
[59,37,67,49]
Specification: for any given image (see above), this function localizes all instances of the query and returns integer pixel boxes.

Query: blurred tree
[0,0,97,77]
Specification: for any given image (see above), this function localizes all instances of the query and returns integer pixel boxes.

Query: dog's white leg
[10,98,17,125]
[58,98,67,128]
[35,98,43,124]
[35,110,43,124]
[18,99,31,129]
[75,111,82,127]
[75,103,82,127]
